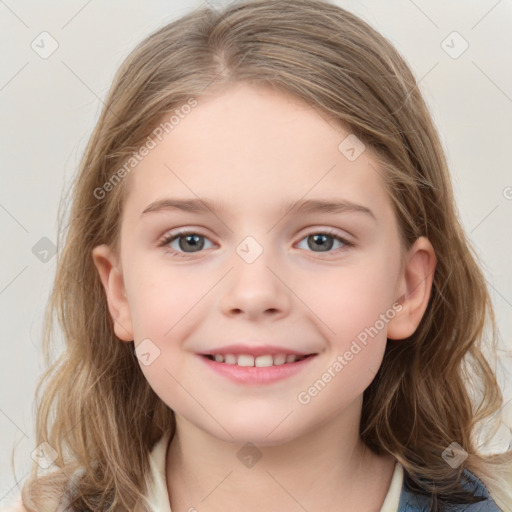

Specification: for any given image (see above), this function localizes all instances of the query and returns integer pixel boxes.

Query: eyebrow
[141,197,376,220]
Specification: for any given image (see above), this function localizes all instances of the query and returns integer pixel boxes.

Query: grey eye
[297,233,347,252]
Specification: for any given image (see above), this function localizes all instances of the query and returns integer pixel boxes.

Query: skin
[93,82,436,512]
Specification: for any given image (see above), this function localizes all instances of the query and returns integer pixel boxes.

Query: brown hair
[12,0,511,510]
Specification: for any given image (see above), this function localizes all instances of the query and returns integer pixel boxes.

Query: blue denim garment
[398,468,505,511]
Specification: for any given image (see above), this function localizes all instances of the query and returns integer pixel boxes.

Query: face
[93,82,435,446]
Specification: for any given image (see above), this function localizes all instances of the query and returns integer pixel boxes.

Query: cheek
[295,261,397,415]
[126,261,208,339]
[302,255,400,344]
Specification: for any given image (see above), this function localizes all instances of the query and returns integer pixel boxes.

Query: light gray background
[1,0,511,505]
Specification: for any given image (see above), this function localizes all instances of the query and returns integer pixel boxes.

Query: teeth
[273,354,287,365]
[224,354,237,365]
[209,353,307,366]
[237,354,254,367]
[255,355,274,367]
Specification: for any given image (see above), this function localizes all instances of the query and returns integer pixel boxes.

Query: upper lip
[200,344,315,357]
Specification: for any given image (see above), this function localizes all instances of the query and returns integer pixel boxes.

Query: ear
[91,244,134,342]
[387,236,437,340]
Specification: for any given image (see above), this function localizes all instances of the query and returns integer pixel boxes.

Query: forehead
[122,82,390,218]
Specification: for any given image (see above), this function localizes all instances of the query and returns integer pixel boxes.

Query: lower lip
[198,354,317,385]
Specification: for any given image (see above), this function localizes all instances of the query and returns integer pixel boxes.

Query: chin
[210,415,302,447]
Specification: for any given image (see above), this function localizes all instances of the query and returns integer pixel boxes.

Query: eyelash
[158,228,354,259]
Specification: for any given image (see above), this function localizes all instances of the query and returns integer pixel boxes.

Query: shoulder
[398,468,504,511]
[456,469,504,511]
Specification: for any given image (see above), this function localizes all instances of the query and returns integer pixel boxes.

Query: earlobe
[91,244,134,342]
[387,236,437,341]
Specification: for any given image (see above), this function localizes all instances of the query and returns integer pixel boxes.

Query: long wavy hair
[12,0,511,510]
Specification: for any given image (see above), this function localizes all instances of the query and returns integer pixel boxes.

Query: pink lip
[200,344,311,357]
[198,353,318,385]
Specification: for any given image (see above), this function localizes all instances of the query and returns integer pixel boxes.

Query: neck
[165,397,396,512]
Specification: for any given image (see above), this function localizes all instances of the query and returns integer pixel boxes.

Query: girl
[5,0,512,510]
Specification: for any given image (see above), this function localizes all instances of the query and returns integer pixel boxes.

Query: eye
[296,229,353,254]
[159,230,214,257]
[158,228,353,258]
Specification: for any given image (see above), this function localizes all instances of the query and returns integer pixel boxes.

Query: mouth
[200,353,316,367]
[199,351,318,385]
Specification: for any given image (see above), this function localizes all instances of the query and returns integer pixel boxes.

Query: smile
[199,353,318,385]
[203,353,312,366]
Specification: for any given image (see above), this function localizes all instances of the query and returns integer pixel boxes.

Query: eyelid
[158,226,355,259]
[296,226,353,241]
[158,228,215,251]
[294,227,354,253]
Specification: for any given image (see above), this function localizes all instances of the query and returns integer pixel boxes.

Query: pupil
[309,234,333,252]
[180,234,204,252]
[177,234,334,253]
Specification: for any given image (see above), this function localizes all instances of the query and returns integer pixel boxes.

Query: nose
[219,245,292,321]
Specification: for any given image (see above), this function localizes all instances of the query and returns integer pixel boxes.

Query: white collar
[144,431,403,512]
[144,431,173,512]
